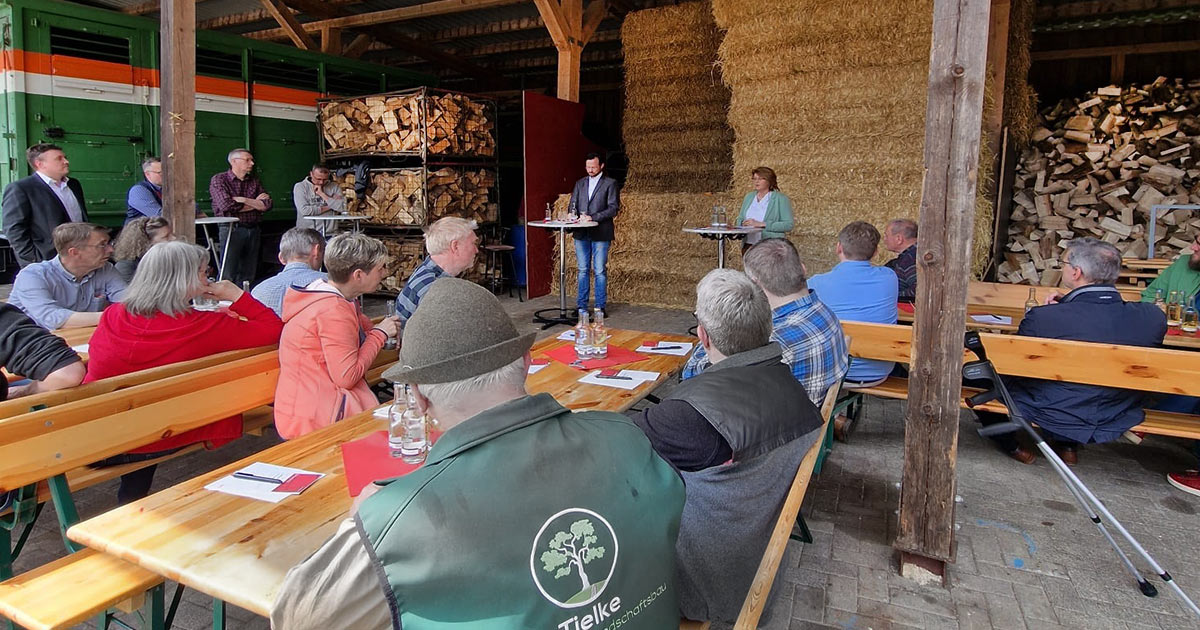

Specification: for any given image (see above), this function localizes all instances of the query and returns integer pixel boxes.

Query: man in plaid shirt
[682,238,848,406]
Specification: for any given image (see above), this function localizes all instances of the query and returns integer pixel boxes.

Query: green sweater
[1141,256,1200,304]
[736,191,794,240]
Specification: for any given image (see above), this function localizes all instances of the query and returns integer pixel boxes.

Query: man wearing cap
[271,277,686,630]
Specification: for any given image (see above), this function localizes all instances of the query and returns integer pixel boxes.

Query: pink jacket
[274,280,386,440]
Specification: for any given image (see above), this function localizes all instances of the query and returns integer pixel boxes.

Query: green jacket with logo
[356,393,686,630]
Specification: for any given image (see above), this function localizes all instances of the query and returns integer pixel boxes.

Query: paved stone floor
[7,292,1200,629]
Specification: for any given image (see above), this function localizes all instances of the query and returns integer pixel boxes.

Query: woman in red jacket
[274,233,399,439]
[86,240,283,503]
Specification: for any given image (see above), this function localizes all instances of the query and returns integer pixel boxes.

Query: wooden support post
[321,26,342,55]
[984,0,1010,162]
[896,0,992,570]
[160,0,196,244]
[534,0,606,103]
[1110,52,1126,85]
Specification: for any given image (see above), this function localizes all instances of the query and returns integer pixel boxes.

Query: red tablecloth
[543,343,650,371]
[340,430,440,497]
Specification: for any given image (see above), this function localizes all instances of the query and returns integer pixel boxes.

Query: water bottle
[575,309,592,360]
[383,302,397,350]
[591,308,608,359]
[242,280,250,293]
[389,383,427,463]
[545,202,554,222]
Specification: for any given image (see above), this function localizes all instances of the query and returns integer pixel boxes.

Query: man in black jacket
[2,143,88,268]
[568,152,620,315]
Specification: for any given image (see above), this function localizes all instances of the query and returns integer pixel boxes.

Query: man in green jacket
[271,278,686,630]
[1141,234,1200,304]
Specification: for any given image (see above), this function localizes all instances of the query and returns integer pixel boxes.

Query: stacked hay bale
[621,3,732,192]
[711,0,994,275]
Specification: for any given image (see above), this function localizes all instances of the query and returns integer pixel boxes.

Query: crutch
[961,331,1200,619]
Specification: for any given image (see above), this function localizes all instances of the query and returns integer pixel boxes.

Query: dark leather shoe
[1007,447,1036,465]
[1056,445,1078,467]
[833,415,853,442]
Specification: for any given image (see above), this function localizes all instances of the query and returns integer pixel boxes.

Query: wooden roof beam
[243,0,526,41]
[342,33,375,58]
[422,16,545,44]
[1035,0,1200,22]
[259,0,318,50]
[197,0,361,30]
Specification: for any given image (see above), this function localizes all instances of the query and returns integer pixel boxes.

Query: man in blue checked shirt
[682,238,848,407]
[395,217,479,328]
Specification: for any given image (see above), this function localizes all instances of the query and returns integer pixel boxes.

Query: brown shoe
[1056,445,1078,467]
[833,415,852,443]
[1007,447,1036,465]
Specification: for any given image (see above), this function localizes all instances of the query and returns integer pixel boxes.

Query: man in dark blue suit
[976,238,1167,465]
[568,152,620,315]
[2,143,88,268]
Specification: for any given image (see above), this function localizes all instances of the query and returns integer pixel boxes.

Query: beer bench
[681,382,842,630]
[0,347,397,629]
[839,321,1200,440]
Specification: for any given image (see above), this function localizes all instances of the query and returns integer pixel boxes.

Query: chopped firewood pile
[1004,77,1200,285]
[334,168,497,226]
[319,90,496,158]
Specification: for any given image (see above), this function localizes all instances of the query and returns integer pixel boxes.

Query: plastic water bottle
[575,309,592,360]
[591,308,607,359]
[389,383,427,463]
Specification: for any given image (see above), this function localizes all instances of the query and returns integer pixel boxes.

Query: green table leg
[213,598,226,630]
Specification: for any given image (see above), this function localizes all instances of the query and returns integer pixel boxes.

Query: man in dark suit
[568,152,620,315]
[2,143,87,268]
[974,237,1167,466]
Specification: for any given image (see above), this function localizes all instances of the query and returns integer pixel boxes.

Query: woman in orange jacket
[274,233,400,439]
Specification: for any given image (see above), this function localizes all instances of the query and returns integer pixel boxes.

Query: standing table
[195,216,239,281]
[682,226,763,268]
[527,219,597,329]
[307,214,370,238]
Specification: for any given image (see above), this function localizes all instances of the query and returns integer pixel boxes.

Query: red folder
[339,430,438,497]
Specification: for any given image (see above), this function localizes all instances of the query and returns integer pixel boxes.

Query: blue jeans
[574,238,610,310]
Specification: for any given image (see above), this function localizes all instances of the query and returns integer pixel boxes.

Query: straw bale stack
[1004,0,1039,146]
[622,2,732,193]
[552,192,745,309]
[712,0,994,276]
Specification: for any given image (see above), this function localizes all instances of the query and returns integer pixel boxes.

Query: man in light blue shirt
[807,221,898,387]
[251,227,326,316]
[8,223,126,330]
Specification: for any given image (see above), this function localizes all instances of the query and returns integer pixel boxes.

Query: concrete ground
[6,291,1200,629]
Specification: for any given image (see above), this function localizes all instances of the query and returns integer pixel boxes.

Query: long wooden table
[67,328,694,618]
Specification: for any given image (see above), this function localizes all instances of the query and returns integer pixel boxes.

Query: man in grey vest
[628,268,823,627]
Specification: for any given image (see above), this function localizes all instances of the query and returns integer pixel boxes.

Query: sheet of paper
[636,341,694,356]
[528,363,549,375]
[577,369,660,390]
[970,314,1013,325]
[556,329,576,341]
[373,404,392,419]
[71,344,89,353]
[204,462,326,503]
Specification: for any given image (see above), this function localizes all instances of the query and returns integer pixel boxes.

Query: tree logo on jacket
[530,508,619,608]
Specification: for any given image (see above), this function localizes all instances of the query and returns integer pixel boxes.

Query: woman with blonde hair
[85,240,283,502]
[736,166,795,248]
[113,216,174,283]
[275,232,400,440]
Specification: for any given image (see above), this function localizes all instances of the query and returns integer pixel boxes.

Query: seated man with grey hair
[249,227,326,316]
[682,238,848,406]
[394,216,479,326]
[271,278,686,630]
[7,222,126,329]
[629,268,823,627]
[974,237,1166,466]
[882,218,918,302]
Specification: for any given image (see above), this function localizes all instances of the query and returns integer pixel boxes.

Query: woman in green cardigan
[736,166,794,249]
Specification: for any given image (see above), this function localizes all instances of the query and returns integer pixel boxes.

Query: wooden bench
[681,382,841,630]
[0,347,397,629]
[840,321,1200,439]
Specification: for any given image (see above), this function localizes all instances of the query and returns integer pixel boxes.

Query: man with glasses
[209,148,272,286]
[7,223,126,329]
[2,143,88,267]
[125,157,164,222]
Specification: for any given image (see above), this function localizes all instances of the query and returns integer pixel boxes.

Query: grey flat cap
[383,277,536,385]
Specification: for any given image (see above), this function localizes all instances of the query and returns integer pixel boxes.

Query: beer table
[1163,330,1200,350]
[682,226,762,269]
[307,214,370,238]
[67,328,695,622]
[195,216,239,281]
[526,219,597,329]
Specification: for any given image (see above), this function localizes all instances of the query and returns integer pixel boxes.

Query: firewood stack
[427,168,498,224]
[380,238,426,293]
[362,170,426,225]
[1004,77,1200,285]
[318,90,496,158]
